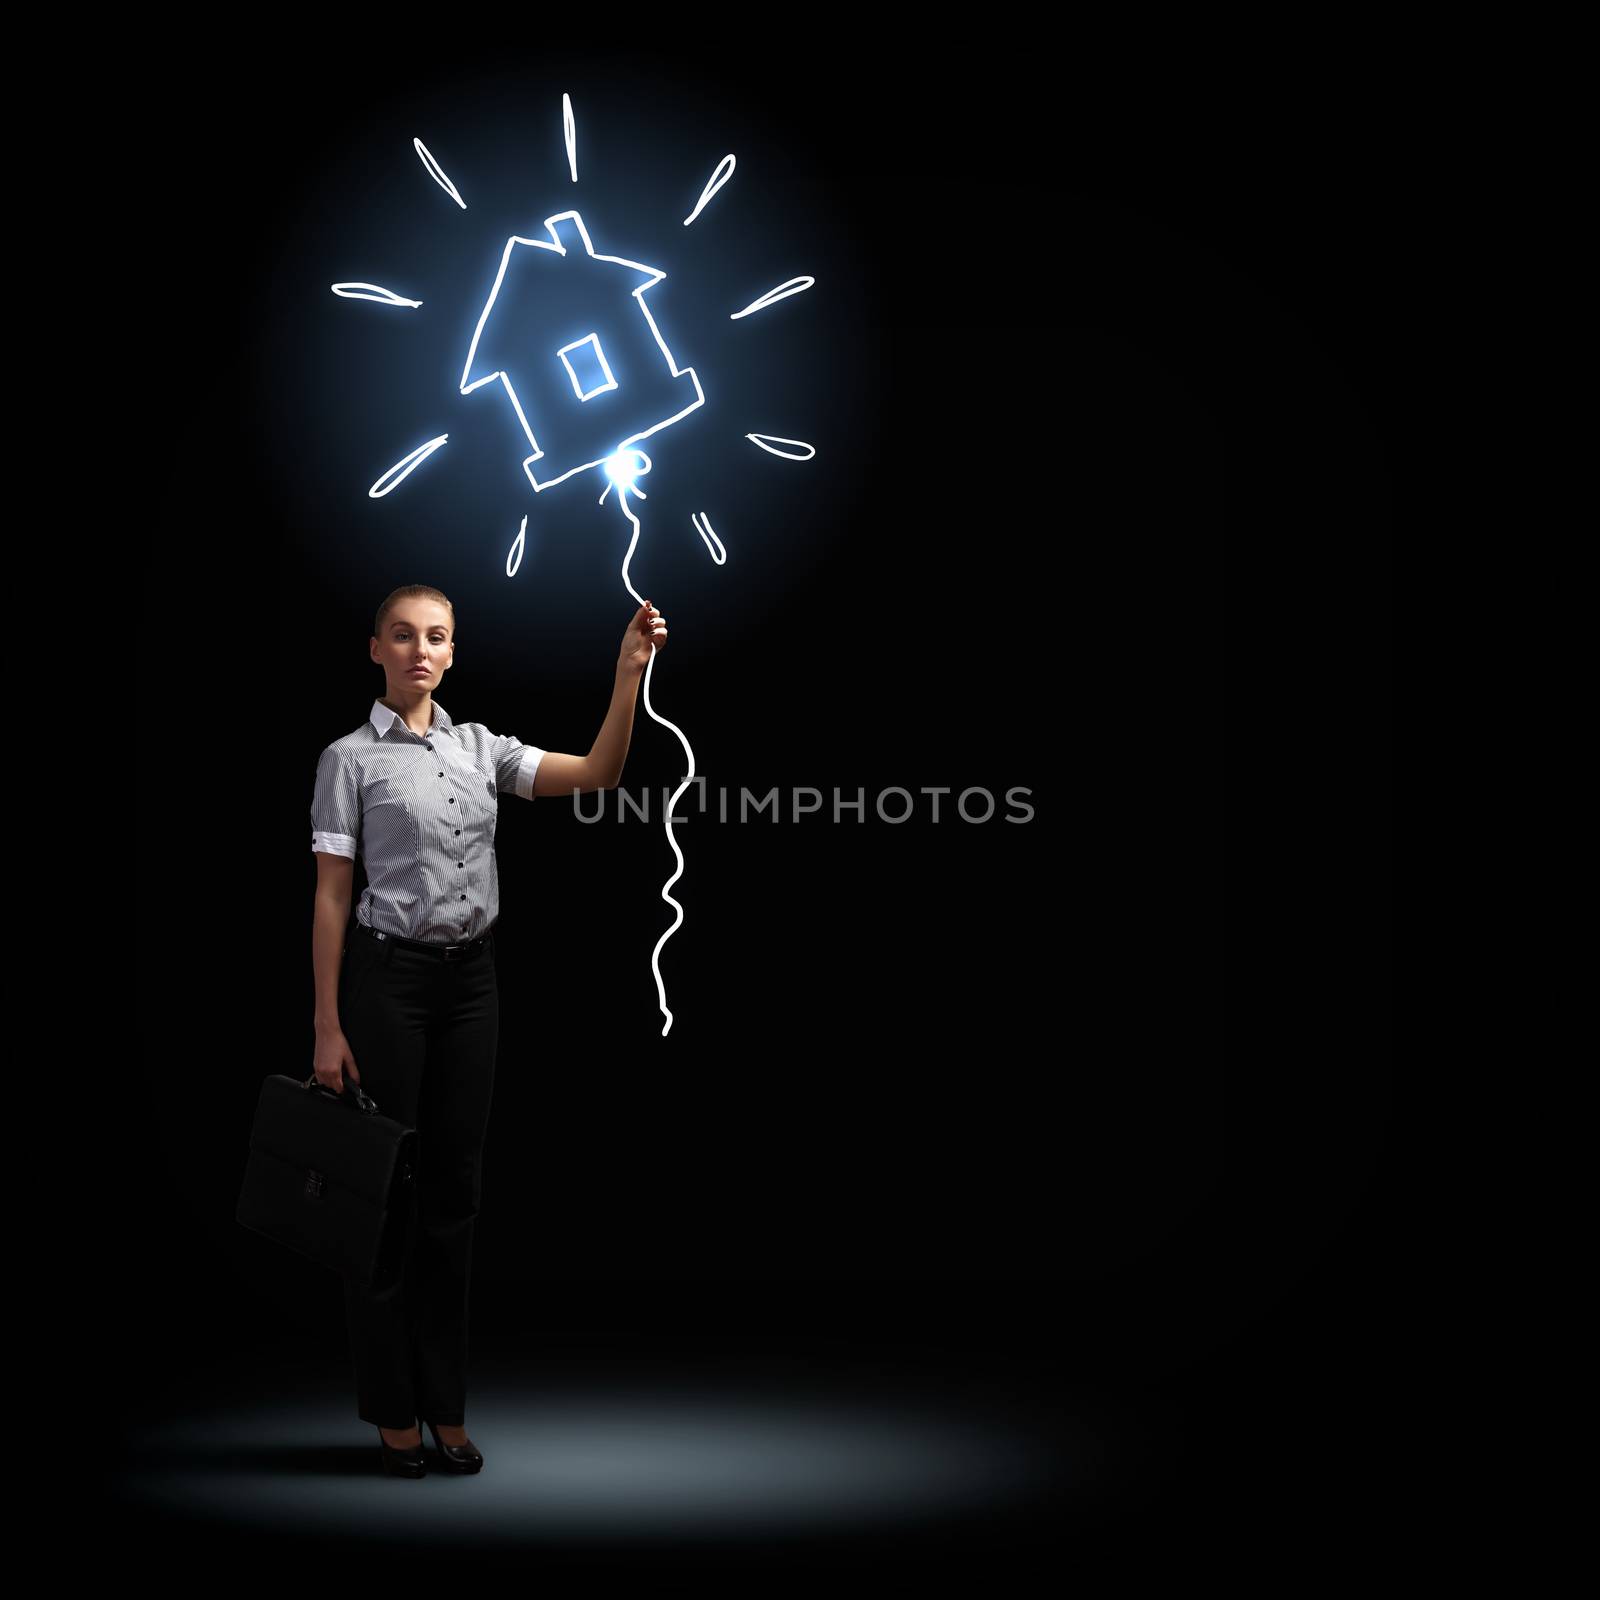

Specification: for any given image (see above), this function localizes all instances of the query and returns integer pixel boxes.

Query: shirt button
[448,798,455,805]
[454,829,460,835]
[457,862,464,869]
[459,894,467,901]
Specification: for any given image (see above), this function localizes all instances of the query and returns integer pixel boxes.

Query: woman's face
[371,600,454,696]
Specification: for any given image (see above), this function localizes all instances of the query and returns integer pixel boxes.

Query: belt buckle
[443,943,463,961]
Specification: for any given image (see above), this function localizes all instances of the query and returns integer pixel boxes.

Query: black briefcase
[236,1071,417,1291]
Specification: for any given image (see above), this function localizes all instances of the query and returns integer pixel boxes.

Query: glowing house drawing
[459,210,705,495]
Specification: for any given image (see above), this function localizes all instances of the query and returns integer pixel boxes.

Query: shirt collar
[370,699,453,740]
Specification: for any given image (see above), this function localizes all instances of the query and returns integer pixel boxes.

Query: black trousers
[336,920,498,1429]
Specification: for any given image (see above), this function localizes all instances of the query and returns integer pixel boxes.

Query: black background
[120,23,1394,1574]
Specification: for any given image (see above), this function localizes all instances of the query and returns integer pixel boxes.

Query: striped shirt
[311,699,546,943]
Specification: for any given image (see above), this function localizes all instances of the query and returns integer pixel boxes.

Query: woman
[309,582,667,1477]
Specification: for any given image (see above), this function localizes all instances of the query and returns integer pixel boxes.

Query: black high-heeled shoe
[377,1426,427,1478]
[425,1419,484,1474]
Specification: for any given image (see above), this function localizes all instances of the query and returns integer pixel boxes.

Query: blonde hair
[374,584,455,641]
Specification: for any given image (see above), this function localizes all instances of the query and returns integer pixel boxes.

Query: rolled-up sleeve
[492,731,546,801]
[310,745,361,858]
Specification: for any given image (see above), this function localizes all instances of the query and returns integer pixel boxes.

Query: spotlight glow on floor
[119,1379,1104,1544]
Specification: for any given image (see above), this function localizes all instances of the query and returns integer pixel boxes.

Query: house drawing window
[557,332,618,402]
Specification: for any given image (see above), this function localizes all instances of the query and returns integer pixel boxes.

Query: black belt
[356,919,495,962]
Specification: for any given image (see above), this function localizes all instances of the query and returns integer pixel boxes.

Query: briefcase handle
[302,1071,381,1116]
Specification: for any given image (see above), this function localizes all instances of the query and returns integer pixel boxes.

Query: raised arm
[532,751,610,797]
[533,601,667,796]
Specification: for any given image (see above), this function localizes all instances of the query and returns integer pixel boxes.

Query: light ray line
[413,138,466,209]
[368,434,449,497]
[729,276,815,319]
[506,513,528,578]
[597,447,650,506]
[330,282,423,307]
[563,93,577,182]
[691,513,727,564]
[684,154,735,225]
[745,433,816,461]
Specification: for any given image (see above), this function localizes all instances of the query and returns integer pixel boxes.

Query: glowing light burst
[337,95,824,1035]
[600,447,648,498]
